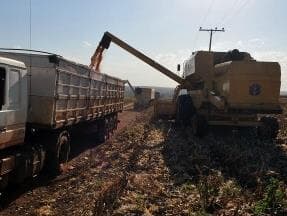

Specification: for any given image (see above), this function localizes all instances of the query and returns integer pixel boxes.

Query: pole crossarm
[199,27,225,51]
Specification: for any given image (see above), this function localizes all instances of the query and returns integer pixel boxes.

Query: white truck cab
[0,57,28,150]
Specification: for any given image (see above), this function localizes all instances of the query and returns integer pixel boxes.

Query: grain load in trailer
[0,51,124,190]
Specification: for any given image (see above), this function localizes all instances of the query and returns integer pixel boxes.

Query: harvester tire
[176,94,195,126]
[258,116,279,140]
[191,114,208,137]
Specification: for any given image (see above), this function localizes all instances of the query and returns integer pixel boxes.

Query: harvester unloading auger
[91,31,282,138]
[90,32,185,85]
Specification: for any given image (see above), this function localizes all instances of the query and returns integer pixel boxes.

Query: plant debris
[1,107,287,215]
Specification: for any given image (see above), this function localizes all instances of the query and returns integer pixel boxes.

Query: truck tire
[114,114,119,130]
[191,114,208,137]
[258,116,279,140]
[111,113,118,131]
[97,118,109,143]
[45,130,70,175]
[0,174,9,191]
[176,94,195,126]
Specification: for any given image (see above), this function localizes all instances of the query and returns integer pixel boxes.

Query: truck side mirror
[177,64,180,71]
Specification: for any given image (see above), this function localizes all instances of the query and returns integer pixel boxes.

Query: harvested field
[112,121,287,215]
[1,106,287,215]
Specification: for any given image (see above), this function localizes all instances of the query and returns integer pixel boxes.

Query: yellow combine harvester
[175,49,281,137]
[92,32,282,138]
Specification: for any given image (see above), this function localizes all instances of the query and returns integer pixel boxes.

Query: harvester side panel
[214,61,281,111]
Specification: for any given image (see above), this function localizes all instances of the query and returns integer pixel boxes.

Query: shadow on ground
[0,130,103,209]
[161,123,287,189]
[157,121,287,214]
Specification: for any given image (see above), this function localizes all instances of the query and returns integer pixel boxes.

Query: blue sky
[1,0,287,88]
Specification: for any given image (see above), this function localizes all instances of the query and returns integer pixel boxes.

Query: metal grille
[54,68,124,127]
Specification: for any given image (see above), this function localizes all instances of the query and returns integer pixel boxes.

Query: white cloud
[13,45,22,49]
[82,41,93,48]
[204,38,266,52]
[248,38,265,48]
[253,51,287,90]
[61,52,89,65]
[154,49,192,72]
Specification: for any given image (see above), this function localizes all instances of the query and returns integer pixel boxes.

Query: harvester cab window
[0,67,6,110]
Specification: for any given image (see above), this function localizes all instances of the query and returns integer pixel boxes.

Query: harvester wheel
[258,116,279,140]
[45,130,71,175]
[191,114,208,137]
[176,94,195,126]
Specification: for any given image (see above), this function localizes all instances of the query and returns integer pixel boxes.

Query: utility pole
[199,27,225,51]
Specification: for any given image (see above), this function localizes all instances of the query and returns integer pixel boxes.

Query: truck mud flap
[0,156,15,176]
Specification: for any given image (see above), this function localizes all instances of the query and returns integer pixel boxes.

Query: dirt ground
[1,106,287,215]
[0,107,144,215]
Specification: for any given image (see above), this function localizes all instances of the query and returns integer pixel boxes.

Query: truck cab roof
[0,56,26,69]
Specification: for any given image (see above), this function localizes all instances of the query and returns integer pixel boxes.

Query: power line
[214,0,249,43]
[213,0,239,43]
[191,0,215,51]
[223,0,250,26]
[217,0,241,26]
[232,0,250,19]
[29,0,32,104]
[29,0,32,50]
[200,0,215,27]
[199,27,225,51]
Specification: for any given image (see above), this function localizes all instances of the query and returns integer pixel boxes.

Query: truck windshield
[0,67,6,110]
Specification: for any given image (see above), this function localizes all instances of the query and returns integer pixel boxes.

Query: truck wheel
[191,114,208,137]
[110,114,118,133]
[258,116,279,140]
[106,118,111,139]
[97,118,109,143]
[113,114,118,130]
[0,174,9,191]
[45,130,70,175]
[58,131,71,166]
[176,94,195,127]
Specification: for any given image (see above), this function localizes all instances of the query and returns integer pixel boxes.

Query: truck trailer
[0,51,124,190]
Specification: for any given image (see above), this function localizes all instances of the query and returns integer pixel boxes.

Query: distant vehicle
[0,51,124,190]
[134,87,155,108]
[123,80,155,109]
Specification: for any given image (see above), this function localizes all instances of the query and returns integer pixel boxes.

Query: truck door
[0,66,7,149]
[4,67,28,148]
